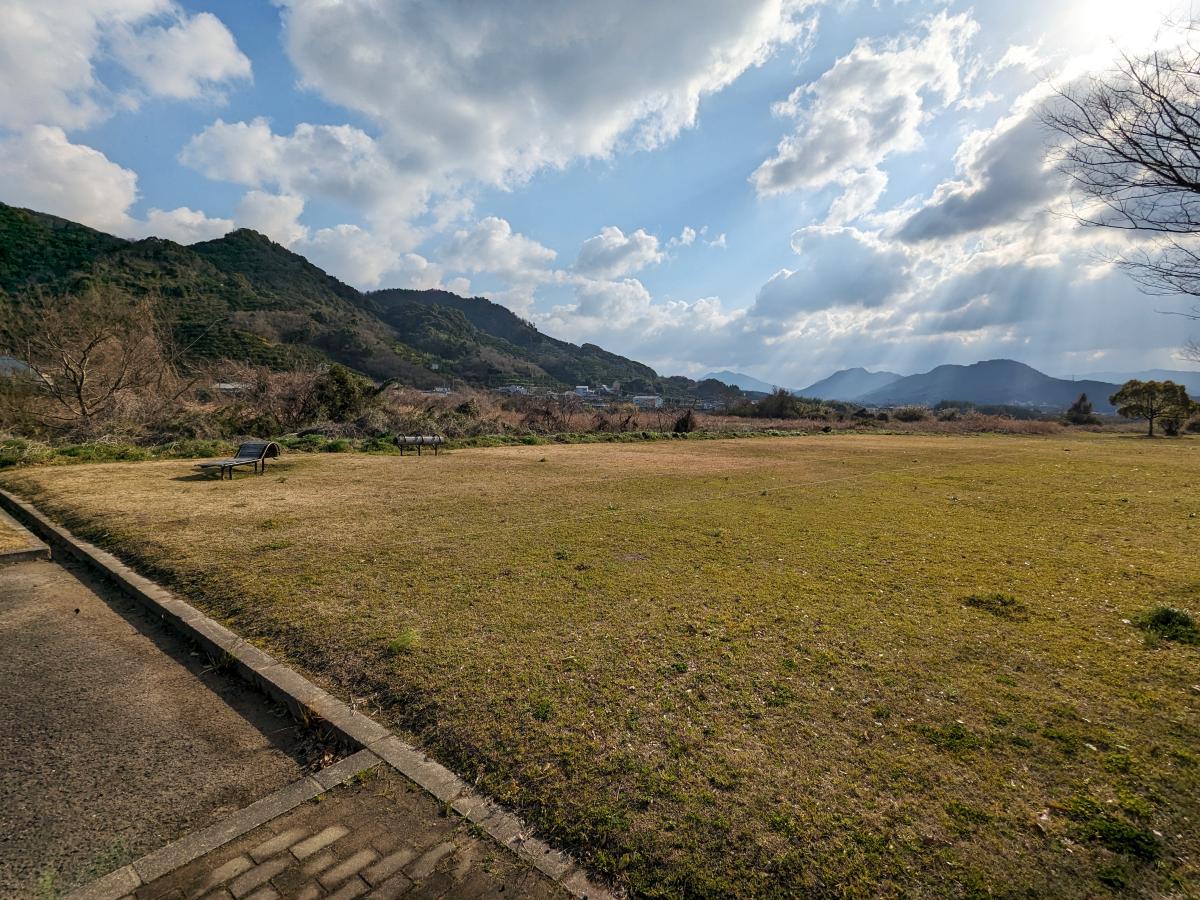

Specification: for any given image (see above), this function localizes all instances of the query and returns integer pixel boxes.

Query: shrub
[0,437,56,468]
[56,441,151,462]
[1185,417,1200,434]
[673,409,698,433]
[314,364,376,421]
[1135,605,1199,644]
[893,406,929,422]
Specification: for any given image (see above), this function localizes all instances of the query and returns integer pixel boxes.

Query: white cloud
[274,0,810,193]
[669,226,698,248]
[752,226,913,322]
[826,168,889,225]
[440,216,557,279]
[0,1,248,130]
[897,101,1062,243]
[752,12,977,205]
[234,191,309,247]
[297,224,405,289]
[0,126,138,234]
[142,206,232,243]
[574,226,664,278]
[180,118,429,225]
[111,10,251,101]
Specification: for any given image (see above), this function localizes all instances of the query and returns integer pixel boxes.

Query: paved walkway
[0,514,581,900]
[135,767,565,900]
[0,556,312,897]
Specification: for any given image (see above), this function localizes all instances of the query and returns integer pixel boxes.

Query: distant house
[632,395,663,409]
[0,355,32,377]
[574,385,593,397]
[0,355,49,385]
[496,384,528,396]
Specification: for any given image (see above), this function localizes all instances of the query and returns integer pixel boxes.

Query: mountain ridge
[0,203,674,391]
[798,367,902,401]
[858,359,1120,411]
[702,370,782,394]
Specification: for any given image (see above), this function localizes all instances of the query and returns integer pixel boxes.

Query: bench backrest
[235,440,281,460]
[395,435,444,446]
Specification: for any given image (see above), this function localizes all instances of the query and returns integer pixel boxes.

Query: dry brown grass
[3,432,1198,897]
[0,516,29,553]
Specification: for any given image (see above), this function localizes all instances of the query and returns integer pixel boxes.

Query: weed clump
[922,721,980,752]
[386,627,421,656]
[963,593,1028,620]
[1135,605,1198,644]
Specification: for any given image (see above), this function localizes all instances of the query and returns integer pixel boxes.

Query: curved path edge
[0,487,617,900]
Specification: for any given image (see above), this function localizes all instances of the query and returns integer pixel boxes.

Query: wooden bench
[395,435,444,456]
[195,440,281,480]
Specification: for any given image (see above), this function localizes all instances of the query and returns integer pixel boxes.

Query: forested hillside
[0,203,676,391]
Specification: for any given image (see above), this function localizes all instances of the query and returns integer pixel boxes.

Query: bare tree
[2,286,182,429]
[1044,34,1200,310]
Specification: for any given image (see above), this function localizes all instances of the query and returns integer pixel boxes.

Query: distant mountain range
[1081,369,1200,395]
[708,361,1121,411]
[798,367,902,401]
[857,360,1120,412]
[701,370,781,394]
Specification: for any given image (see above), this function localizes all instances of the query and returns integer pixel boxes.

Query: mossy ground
[3,433,1198,897]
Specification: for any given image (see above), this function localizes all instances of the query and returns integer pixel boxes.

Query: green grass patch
[386,627,421,656]
[1135,604,1199,644]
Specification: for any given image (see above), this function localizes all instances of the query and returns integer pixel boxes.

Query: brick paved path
[133,768,565,900]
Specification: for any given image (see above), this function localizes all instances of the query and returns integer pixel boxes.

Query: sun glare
[1058,0,1191,52]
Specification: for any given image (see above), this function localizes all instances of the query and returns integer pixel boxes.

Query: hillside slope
[369,288,658,387]
[859,360,1119,411]
[0,203,671,389]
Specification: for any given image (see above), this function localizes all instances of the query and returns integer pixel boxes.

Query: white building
[632,395,663,409]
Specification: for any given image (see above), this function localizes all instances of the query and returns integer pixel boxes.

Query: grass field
[3,433,1198,897]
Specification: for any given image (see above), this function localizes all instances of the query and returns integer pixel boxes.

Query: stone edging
[0,488,616,900]
[0,505,50,566]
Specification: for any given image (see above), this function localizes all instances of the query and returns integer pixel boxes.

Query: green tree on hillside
[1109,380,1194,436]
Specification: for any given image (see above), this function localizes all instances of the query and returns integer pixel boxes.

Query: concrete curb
[0,505,50,566]
[0,488,616,900]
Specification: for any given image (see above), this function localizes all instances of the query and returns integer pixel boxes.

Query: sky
[1,0,1198,387]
